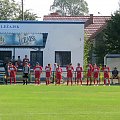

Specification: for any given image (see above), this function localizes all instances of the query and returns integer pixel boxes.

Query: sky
[16,0,120,20]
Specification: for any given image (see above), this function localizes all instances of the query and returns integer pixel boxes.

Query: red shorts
[46,72,51,78]
[67,72,73,78]
[35,74,40,79]
[76,73,82,79]
[94,73,99,78]
[10,72,16,77]
[56,74,62,79]
[104,74,109,78]
[87,73,92,77]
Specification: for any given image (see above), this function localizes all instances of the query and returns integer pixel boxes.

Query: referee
[23,62,30,85]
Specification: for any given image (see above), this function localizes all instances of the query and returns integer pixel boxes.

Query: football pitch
[0,85,120,120]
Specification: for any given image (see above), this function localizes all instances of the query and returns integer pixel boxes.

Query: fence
[0,70,119,85]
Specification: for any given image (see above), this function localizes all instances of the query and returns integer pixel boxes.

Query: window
[30,51,43,67]
[55,51,71,67]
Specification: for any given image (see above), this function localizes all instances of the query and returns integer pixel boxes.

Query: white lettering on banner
[0,25,19,29]
[19,35,36,45]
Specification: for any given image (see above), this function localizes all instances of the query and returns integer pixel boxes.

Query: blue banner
[0,33,48,47]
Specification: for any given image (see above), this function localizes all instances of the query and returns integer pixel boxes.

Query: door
[0,51,12,63]
[30,51,43,67]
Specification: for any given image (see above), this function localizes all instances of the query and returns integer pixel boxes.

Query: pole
[21,0,24,20]
[13,48,15,58]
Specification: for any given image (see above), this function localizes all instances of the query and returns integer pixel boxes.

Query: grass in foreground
[0,84,120,120]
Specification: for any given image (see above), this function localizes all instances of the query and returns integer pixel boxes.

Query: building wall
[0,21,84,68]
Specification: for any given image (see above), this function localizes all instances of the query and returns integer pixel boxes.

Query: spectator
[15,61,18,68]
[17,56,22,68]
[11,56,15,65]
[52,63,57,83]
[111,67,120,84]
[23,55,29,66]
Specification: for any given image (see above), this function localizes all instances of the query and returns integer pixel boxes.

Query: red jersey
[102,67,110,78]
[76,66,83,78]
[56,67,62,79]
[66,66,74,78]
[93,66,99,78]
[45,66,52,77]
[8,65,17,77]
[34,66,42,78]
[87,64,93,77]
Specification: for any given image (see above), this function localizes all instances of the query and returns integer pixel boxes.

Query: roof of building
[43,13,111,39]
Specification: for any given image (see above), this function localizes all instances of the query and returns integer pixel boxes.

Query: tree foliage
[50,0,89,16]
[93,31,107,65]
[16,9,38,20]
[104,12,120,54]
[84,35,93,69]
[93,11,120,65]
[0,0,37,20]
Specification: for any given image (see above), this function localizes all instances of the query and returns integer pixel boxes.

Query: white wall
[43,24,84,68]
[0,21,84,68]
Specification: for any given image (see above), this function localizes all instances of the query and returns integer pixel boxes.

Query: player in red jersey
[66,63,74,86]
[76,63,83,86]
[56,64,62,85]
[93,64,100,86]
[33,62,42,85]
[8,62,17,84]
[45,64,52,85]
[86,64,93,85]
[102,65,110,86]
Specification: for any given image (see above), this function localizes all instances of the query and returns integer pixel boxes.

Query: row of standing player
[5,61,111,86]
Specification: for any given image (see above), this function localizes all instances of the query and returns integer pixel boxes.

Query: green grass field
[0,85,120,120]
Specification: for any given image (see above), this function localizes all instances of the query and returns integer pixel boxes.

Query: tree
[50,0,89,16]
[16,9,38,20]
[0,0,37,20]
[93,30,107,65]
[104,12,120,54]
[84,34,93,69]
[93,11,120,65]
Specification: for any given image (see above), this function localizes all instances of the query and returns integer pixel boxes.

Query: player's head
[94,63,97,67]
[57,64,60,67]
[77,63,80,66]
[36,62,39,65]
[114,67,117,70]
[9,62,12,66]
[54,63,57,66]
[48,64,51,67]
[25,62,28,66]
[25,55,27,58]
[69,63,72,66]
[88,63,92,66]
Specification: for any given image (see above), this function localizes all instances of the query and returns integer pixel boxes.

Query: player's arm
[40,67,43,74]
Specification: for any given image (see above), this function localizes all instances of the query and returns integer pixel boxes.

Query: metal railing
[0,70,119,85]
